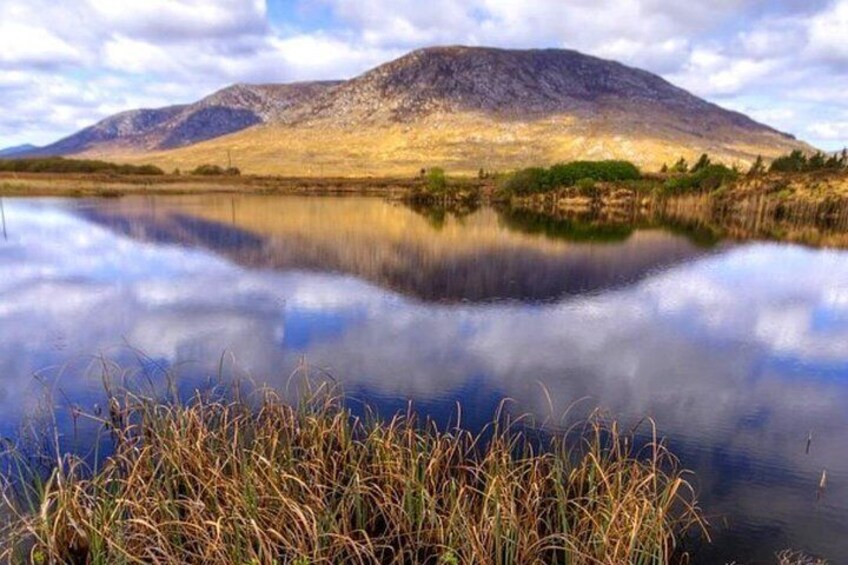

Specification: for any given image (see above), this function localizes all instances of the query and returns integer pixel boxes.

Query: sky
[1,0,847,150]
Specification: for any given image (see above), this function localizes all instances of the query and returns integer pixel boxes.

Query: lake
[1,194,847,563]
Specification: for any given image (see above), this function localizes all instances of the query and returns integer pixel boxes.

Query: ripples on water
[0,194,847,562]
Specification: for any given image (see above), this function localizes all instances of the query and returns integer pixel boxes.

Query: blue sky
[1,0,847,149]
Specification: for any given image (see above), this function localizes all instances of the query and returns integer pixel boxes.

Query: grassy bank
[0,172,447,197]
[1,387,706,564]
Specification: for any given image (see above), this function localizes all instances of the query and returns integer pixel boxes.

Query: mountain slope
[282,46,784,133]
[34,82,339,156]
[45,46,810,174]
[0,144,39,157]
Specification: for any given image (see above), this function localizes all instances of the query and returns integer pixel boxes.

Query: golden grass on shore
[0,172,436,198]
[1,385,706,564]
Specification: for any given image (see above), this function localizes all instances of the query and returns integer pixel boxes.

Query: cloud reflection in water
[0,196,847,561]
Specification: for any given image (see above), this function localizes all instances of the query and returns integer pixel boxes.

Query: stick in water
[817,469,827,502]
[0,197,7,241]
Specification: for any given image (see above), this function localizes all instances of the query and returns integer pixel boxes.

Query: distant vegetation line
[2,150,846,205]
[492,149,848,199]
[0,157,165,175]
[0,157,251,177]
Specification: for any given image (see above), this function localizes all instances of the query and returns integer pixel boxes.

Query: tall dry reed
[1,385,706,564]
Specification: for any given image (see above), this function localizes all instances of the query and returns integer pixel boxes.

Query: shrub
[690,154,712,174]
[748,155,766,176]
[501,160,641,196]
[191,164,241,176]
[500,167,551,195]
[770,150,808,173]
[548,160,641,186]
[768,149,848,173]
[672,157,689,174]
[663,163,738,194]
[426,167,447,193]
[0,157,164,175]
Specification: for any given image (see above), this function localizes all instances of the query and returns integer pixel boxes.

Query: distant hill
[0,144,39,157]
[34,46,811,175]
[32,82,340,156]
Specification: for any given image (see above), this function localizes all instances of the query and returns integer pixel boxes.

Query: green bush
[747,156,766,176]
[663,163,738,194]
[768,150,846,173]
[426,167,447,193]
[671,157,689,174]
[0,157,164,175]
[501,160,641,196]
[690,154,711,174]
[500,167,551,195]
[770,150,808,173]
[548,160,641,186]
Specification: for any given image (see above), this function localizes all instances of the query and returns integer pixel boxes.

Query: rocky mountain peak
[280,46,780,135]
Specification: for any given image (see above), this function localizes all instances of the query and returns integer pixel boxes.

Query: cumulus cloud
[0,0,847,149]
[85,0,269,42]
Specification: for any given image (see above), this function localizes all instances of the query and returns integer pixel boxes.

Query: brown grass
[775,550,828,565]
[1,384,706,564]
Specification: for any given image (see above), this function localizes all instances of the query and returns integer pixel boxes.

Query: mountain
[0,144,39,157]
[37,46,810,174]
[33,82,339,156]
[283,47,782,131]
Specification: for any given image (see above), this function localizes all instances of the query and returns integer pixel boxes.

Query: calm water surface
[1,195,847,563]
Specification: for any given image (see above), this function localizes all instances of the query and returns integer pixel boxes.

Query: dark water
[1,195,847,563]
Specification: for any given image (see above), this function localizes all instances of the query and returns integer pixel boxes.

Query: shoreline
[0,172,465,198]
[2,170,847,203]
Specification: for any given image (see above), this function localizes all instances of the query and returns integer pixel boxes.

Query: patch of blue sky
[281,305,367,350]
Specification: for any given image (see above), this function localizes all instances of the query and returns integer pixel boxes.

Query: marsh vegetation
[1,382,705,564]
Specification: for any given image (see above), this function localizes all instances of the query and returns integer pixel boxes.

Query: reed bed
[775,550,828,565]
[0,385,706,564]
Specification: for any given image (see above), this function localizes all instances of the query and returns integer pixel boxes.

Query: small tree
[660,163,669,173]
[770,150,807,173]
[672,157,689,174]
[747,155,765,176]
[427,167,447,194]
[808,151,826,170]
[691,153,711,174]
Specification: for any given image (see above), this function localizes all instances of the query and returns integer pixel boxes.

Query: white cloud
[85,0,269,41]
[0,22,82,66]
[808,119,848,141]
[0,0,847,149]
[807,0,848,61]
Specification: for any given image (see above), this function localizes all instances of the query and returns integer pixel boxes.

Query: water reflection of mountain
[3,197,848,561]
[80,195,707,303]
